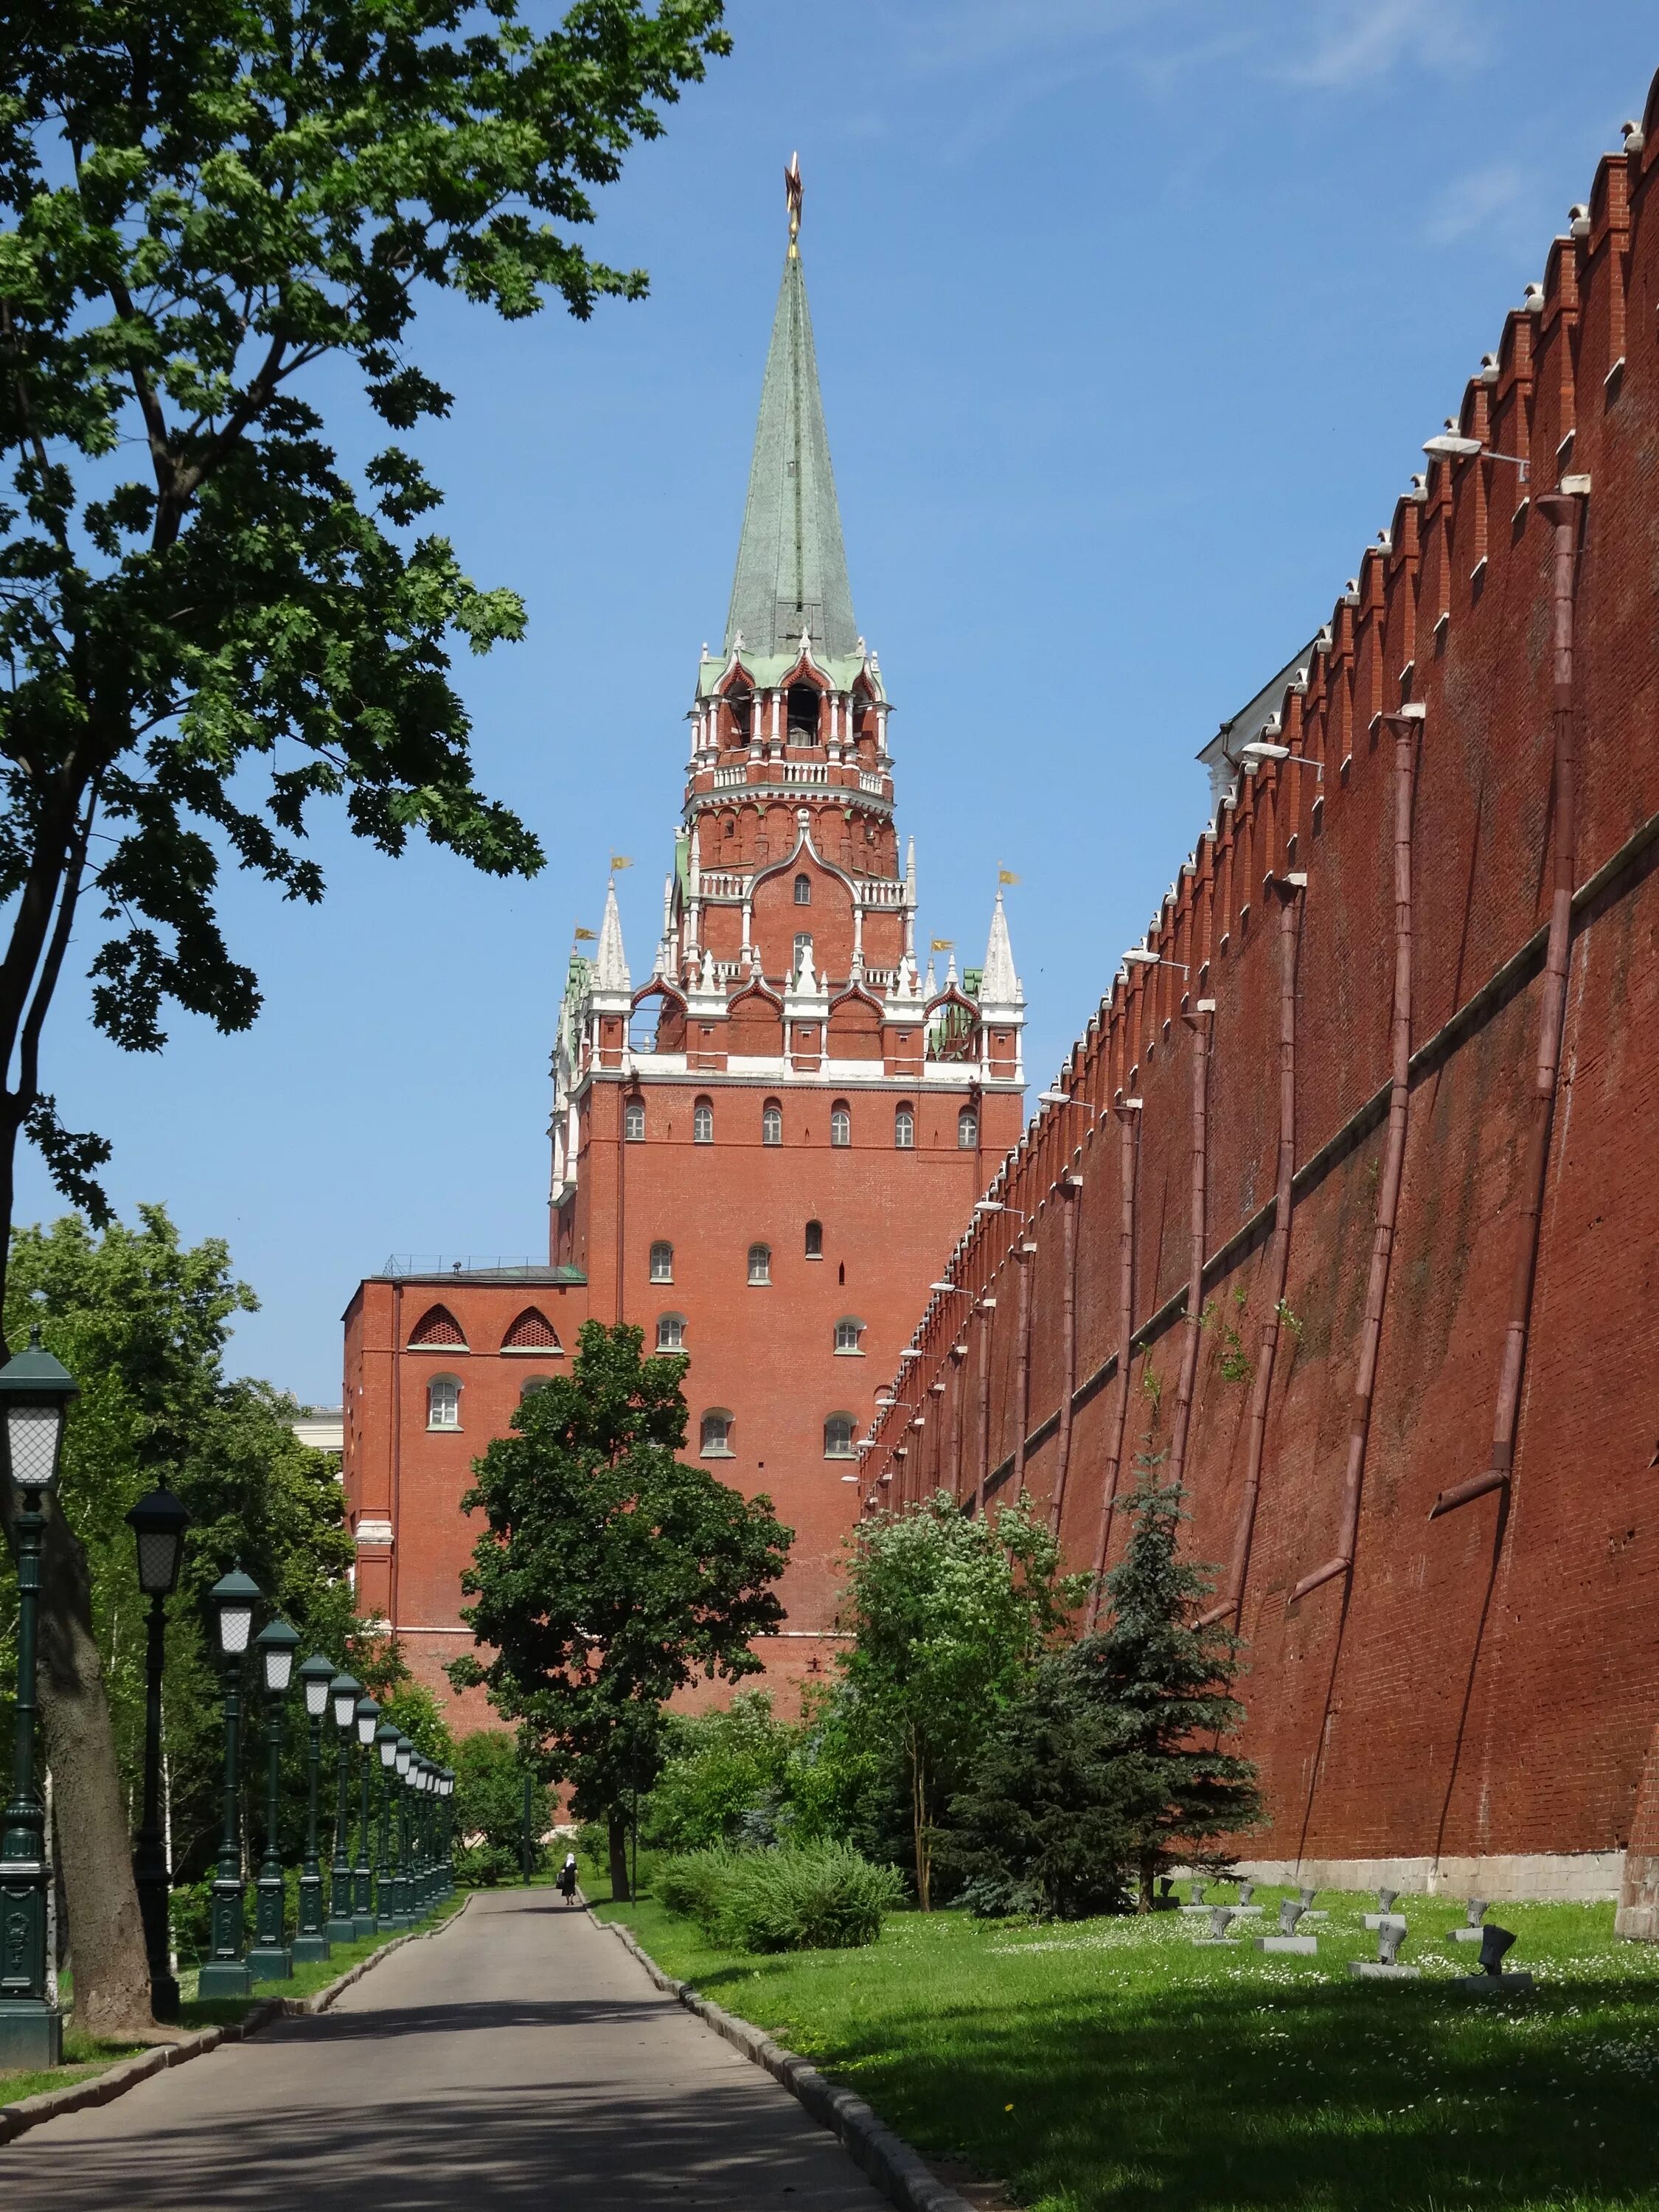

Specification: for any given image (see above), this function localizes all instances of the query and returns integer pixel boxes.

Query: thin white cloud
[1281,0,1485,90]
[1424,161,1524,246]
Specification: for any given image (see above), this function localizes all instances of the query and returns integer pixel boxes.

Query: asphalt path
[1,1889,892,2209]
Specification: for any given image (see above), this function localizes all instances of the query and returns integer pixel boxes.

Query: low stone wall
[1234,1851,1624,1905]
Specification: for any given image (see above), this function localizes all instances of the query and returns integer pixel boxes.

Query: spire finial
[785,152,802,257]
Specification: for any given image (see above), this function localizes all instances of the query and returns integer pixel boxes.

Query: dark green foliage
[451,1728,550,1864]
[830,1491,1085,1908]
[448,1321,791,1893]
[0,0,728,1215]
[946,1456,1260,1917]
[656,1841,903,1953]
[643,1691,798,1851]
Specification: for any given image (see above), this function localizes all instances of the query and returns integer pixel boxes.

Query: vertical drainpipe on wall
[1291,705,1422,1601]
[1432,486,1587,1517]
[1165,1002,1214,1495]
[1048,1176,1080,1537]
[389,1279,403,1632]
[1087,1099,1142,1630]
[1011,1245,1034,1500]
[1210,873,1305,1625]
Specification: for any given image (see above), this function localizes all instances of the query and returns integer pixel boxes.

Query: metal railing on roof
[381,1255,538,1278]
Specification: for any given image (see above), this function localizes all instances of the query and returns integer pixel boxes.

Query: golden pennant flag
[574,927,597,942]
[610,854,633,872]
[930,938,954,951]
[998,867,1020,886]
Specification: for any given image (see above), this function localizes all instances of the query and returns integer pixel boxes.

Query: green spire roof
[724,246,857,663]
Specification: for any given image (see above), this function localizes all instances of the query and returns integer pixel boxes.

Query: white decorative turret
[590,877,632,1014]
[686,942,726,1022]
[977,886,1025,1085]
[980,888,1021,1012]
[903,837,918,962]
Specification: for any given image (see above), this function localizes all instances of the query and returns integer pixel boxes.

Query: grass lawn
[1,1896,466,2110]
[583,1848,1659,2212]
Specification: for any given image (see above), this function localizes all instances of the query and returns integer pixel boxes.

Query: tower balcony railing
[699,872,748,900]
[858,770,889,795]
[858,880,906,908]
[712,763,748,789]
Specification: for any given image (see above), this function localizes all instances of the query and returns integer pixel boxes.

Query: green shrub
[455,1840,519,1888]
[656,1843,742,1928]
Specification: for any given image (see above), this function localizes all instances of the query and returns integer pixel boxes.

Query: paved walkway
[2,1891,892,2208]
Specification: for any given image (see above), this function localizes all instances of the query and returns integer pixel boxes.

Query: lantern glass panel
[136,1528,183,1595]
[396,1745,412,1775]
[7,1402,62,1490]
[379,1736,397,1767]
[262,1646,294,1694]
[218,1601,254,1656]
[305,1674,331,1718]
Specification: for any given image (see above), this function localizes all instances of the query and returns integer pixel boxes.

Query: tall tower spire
[724,161,857,663]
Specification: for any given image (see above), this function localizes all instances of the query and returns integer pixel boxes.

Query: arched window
[700,1409,734,1458]
[787,682,819,737]
[624,1099,645,1143]
[502,1307,560,1352]
[762,1100,783,1146]
[958,1105,979,1149]
[693,1097,714,1144]
[427,1375,462,1431]
[894,1105,915,1150]
[804,1219,823,1260]
[824,1413,857,1459]
[834,1316,865,1354]
[793,931,813,974]
[518,1376,552,1403]
[649,1240,673,1283]
[793,872,813,906]
[408,1304,466,1349]
[830,1102,851,1147]
[748,1242,771,1285]
[655,1313,686,1352]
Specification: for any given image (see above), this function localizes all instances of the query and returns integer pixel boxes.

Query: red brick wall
[867,99,1659,1868]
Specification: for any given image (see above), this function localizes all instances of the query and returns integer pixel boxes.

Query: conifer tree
[946,1453,1259,1916]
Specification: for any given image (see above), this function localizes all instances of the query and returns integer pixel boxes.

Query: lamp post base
[247,1944,293,1980]
[291,1931,331,1964]
[0,1998,63,2070]
[197,1959,255,2000]
[352,1914,378,1941]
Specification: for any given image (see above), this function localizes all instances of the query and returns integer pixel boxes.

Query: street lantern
[374,1723,402,1927]
[352,1694,381,1934]
[294,1655,337,1964]
[0,1326,77,2070]
[394,1734,413,1777]
[198,1564,266,2000]
[125,1481,191,2021]
[325,1672,362,1944]
[248,1618,300,1980]
[207,1563,262,1658]
[126,1483,189,1596]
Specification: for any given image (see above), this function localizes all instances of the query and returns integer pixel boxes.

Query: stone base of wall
[1615,1850,1659,1939]
[1231,1851,1624,1905]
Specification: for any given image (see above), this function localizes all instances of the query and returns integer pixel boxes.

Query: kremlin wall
[862,86,1659,1923]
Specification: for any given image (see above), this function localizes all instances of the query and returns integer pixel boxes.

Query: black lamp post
[394,1737,415,1923]
[411,1758,429,1913]
[374,1722,400,1927]
[0,1326,77,2070]
[247,1616,299,1980]
[293,1655,335,1964]
[440,1768,456,1896]
[352,1694,380,1935]
[198,1563,262,2000]
[325,1672,361,1944]
[124,1478,189,2022]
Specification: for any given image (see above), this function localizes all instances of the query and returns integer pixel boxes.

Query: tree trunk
[910,1743,931,1913]
[35,1496,161,2035]
[0,1046,162,2039]
[607,1809,631,1902]
[1138,1848,1155,1915]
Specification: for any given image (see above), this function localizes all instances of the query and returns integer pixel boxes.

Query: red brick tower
[344,181,1026,1704]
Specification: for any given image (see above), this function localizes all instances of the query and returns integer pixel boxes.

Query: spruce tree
[946,1452,1259,1917]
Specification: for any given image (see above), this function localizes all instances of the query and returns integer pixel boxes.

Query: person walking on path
[557,1851,580,1904]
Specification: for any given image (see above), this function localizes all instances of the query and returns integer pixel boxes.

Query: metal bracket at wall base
[0,1998,62,2070]
[1430,1468,1508,1517]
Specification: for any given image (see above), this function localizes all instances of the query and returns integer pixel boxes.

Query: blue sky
[19,1,1659,1402]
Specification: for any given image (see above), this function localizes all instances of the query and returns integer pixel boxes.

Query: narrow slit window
[762,1101,783,1146]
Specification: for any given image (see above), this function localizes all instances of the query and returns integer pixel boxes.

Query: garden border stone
[0,1896,470,2149]
[602,1914,979,2212]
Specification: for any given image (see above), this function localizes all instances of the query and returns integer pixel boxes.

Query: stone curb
[0,1896,470,2149]
[603,1916,977,2212]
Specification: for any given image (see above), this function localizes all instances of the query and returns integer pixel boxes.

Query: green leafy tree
[449,1321,790,1900]
[450,1728,550,1884]
[644,1690,799,1851]
[0,0,728,2030]
[0,1208,359,2025]
[834,1491,1084,1910]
